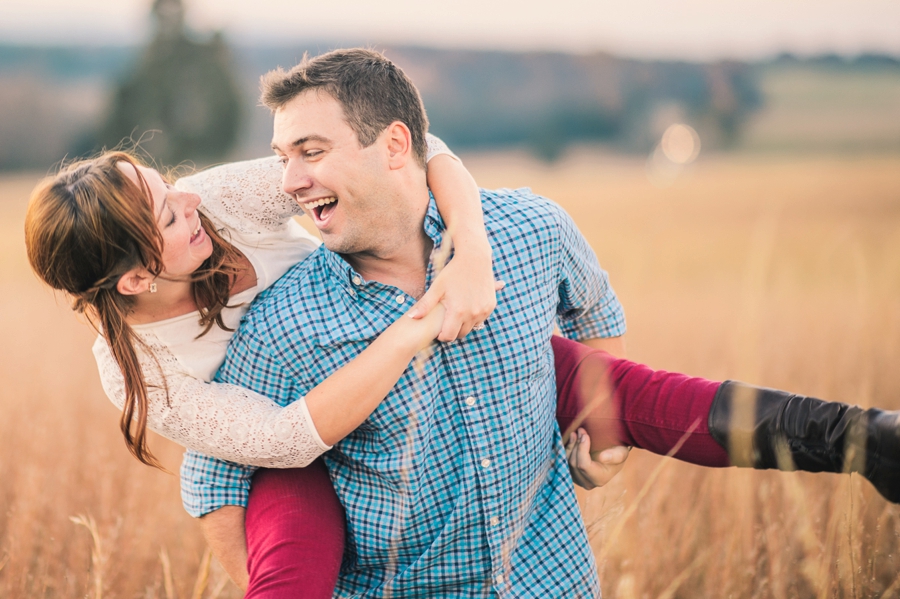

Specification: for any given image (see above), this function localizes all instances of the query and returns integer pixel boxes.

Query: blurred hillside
[0,42,898,171]
[740,54,900,153]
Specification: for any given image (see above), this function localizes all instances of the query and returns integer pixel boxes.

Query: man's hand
[565,428,631,490]
[408,248,503,341]
[198,505,249,591]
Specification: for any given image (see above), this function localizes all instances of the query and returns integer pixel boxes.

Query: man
[183,48,626,597]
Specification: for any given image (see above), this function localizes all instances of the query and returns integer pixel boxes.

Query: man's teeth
[307,197,337,209]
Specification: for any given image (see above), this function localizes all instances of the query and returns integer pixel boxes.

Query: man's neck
[342,229,434,298]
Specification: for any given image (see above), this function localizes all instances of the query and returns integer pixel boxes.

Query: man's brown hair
[260,48,429,167]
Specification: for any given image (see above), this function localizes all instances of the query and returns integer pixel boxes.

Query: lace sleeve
[426,133,460,163]
[92,335,330,468]
[174,156,303,239]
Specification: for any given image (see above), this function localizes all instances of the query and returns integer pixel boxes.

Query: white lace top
[92,136,456,468]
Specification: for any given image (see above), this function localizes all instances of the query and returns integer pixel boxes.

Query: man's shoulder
[479,187,568,243]
[240,248,329,332]
[481,187,566,222]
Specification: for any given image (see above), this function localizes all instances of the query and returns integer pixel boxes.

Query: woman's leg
[552,335,900,503]
[244,459,345,599]
[552,335,730,466]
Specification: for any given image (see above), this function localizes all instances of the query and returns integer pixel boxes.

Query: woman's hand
[419,148,497,341]
[397,301,447,351]
[565,428,631,490]
[408,243,503,342]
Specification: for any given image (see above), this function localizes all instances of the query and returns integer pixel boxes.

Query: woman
[25,143,899,596]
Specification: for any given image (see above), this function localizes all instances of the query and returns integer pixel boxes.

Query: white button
[352,276,362,285]
[395,294,405,304]
[481,458,491,468]
[495,574,504,584]
[465,396,476,406]
[489,516,499,526]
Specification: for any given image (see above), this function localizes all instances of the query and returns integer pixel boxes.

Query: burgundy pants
[552,336,730,466]
[244,460,345,599]
[244,336,729,597]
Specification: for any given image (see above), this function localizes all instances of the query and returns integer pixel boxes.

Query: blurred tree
[99,0,242,166]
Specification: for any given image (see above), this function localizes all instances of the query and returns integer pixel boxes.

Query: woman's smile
[190,222,206,245]
[117,161,214,276]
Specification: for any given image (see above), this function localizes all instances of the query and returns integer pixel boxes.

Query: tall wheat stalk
[70,514,106,599]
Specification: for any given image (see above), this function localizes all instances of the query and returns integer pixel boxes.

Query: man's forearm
[198,505,249,591]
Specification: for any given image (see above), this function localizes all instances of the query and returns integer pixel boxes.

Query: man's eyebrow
[270,135,331,152]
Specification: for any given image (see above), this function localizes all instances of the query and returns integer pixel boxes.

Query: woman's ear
[385,121,413,170]
[116,267,154,296]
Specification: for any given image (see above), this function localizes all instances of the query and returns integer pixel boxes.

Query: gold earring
[149,282,158,293]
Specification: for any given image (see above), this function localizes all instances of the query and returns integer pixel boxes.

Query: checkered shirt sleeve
[180,320,311,516]
[180,448,256,516]
[552,203,627,340]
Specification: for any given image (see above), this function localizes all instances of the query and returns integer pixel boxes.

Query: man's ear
[116,267,154,296]
[385,121,413,170]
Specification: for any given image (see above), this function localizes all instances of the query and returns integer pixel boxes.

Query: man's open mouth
[307,196,338,224]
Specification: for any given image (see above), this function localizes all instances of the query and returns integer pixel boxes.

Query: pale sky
[1,0,898,60]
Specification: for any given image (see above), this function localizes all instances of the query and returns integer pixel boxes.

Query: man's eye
[305,149,323,159]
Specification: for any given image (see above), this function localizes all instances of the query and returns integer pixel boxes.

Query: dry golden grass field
[1,151,899,598]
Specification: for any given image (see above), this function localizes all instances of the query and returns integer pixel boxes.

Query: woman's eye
[167,211,176,227]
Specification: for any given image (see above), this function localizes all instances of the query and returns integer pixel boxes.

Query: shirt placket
[447,345,512,596]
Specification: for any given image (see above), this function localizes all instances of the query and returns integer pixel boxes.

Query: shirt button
[352,276,362,285]
[481,458,491,469]
[489,516,499,526]
[395,294,405,304]
[465,396,476,406]
[495,574,504,584]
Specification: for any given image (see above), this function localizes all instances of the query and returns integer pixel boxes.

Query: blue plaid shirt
[182,187,626,598]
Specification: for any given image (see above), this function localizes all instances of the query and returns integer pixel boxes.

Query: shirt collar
[321,192,446,291]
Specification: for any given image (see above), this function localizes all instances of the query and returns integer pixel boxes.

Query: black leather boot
[708,381,900,503]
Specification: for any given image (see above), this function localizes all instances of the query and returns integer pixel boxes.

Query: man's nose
[282,160,314,197]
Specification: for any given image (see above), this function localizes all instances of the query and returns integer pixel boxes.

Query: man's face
[272,90,406,257]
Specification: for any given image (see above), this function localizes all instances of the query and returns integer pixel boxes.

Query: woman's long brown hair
[24,152,242,469]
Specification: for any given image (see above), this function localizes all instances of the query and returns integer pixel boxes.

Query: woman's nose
[179,191,201,214]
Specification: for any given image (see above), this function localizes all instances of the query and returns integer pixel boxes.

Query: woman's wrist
[386,312,440,354]
[452,230,492,262]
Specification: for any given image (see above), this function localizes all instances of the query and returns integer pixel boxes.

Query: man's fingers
[494,280,506,292]
[565,433,577,463]
[566,435,590,489]
[575,429,594,470]
[597,446,631,466]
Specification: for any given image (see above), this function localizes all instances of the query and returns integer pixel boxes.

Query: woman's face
[117,162,213,278]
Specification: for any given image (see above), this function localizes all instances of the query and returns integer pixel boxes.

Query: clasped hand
[408,243,502,341]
